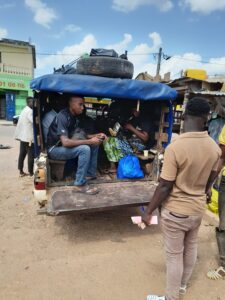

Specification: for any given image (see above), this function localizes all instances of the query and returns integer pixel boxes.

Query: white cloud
[112,0,173,12]
[158,53,225,78]
[36,32,162,76]
[65,24,81,33]
[106,33,133,54]
[35,32,225,79]
[128,32,162,75]
[36,34,97,76]
[24,0,57,28]
[0,27,8,39]
[36,32,161,77]
[148,32,162,52]
[112,0,225,14]
[128,36,225,78]
[52,24,82,39]
[180,0,225,14]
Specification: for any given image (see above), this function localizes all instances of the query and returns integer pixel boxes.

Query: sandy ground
[0,123,224,300]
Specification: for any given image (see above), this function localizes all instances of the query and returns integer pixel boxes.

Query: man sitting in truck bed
[47,95,107,195]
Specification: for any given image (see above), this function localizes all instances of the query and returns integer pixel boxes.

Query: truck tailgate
[48,181,156,215]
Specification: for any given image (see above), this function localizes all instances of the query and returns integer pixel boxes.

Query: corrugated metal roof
[0,38,31,47]
[170,76,225,85]
[206,77,225,83]
[191,90,225,96]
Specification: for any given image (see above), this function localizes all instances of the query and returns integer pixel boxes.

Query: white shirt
[14,106,33,143]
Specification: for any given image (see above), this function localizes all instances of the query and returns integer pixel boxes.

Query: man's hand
[97,133,108,140]
[206,189,212,204]
[124,123,134,131]
[142,178,174,225]
[89,137,102,145]
[142,212,152,226]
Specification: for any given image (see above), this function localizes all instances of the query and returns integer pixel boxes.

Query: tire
[76,56,134,79]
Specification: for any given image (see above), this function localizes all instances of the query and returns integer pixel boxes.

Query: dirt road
[0,124,224,300]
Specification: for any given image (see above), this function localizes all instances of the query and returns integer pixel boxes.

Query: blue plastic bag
[117,155,144,179]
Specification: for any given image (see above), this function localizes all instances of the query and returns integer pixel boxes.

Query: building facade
[0,39,36,120]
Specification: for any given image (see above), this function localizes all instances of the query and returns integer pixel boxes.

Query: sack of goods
[117,155,144,179]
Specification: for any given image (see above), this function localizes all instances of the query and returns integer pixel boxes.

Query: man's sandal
[102,169,117,175]
[207,266,225,280]
[147,296,165,300]
[86,176,97,181]
[179,285,187,295]
[74,185,99,195]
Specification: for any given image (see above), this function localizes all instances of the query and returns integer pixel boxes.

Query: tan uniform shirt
[161,131,221,216]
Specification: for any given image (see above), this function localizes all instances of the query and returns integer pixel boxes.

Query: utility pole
[156,47,162,77]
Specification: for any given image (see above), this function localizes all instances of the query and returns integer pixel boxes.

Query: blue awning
[30,74,177,101]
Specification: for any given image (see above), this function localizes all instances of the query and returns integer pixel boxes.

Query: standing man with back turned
[143,98,221,300]
[15,97,34,177]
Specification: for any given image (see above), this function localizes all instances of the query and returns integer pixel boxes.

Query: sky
[1,0,225,78]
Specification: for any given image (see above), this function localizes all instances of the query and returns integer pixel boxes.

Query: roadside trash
[0,144,11,149]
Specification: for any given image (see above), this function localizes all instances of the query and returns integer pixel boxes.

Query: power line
[0,50,160,56]
[1,50,225,66]
[167,55,225,66]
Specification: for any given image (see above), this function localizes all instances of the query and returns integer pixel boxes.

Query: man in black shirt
[123,109,155,150]
[103,108,155,173]
[47,95,106,195]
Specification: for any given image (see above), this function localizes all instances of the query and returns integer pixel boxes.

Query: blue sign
[5,93,16,121]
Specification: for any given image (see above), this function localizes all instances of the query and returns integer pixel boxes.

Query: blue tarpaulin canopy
[30,74,177,101]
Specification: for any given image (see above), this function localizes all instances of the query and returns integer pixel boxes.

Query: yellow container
[184,69,207,80]
[207,187,219,214]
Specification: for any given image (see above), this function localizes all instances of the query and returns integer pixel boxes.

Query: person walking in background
[143,98,221,300]
[15,97,34,177]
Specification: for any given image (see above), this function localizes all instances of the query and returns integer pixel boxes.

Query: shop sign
[0,77,29,90]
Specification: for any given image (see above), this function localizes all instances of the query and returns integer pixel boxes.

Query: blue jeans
[49,145,98,186]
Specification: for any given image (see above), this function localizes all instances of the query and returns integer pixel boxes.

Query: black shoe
[19,171,28,177]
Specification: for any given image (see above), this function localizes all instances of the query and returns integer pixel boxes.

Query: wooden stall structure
[168,77,225,133]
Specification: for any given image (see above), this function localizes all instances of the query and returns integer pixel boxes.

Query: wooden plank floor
[49,181,156,214]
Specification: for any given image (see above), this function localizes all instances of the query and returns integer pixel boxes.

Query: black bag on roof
[90,48,118,58]
[53,65,76,74]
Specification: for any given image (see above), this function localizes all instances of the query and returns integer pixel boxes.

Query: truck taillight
[34,168,46,190]
[34,181,46,190]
